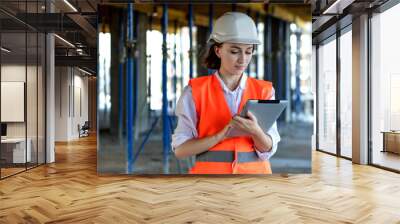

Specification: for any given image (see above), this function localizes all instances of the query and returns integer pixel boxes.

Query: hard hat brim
[207,37,261,45]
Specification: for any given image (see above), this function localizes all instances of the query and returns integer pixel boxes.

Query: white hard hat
[208,12,260,45]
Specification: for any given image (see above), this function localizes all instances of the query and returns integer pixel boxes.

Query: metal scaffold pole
[126,3,134,173]
[132,8,140,166]
[188,4,193,79]
[118,15,125,141]
[277,20,284,100]
[264,16,272,81]
[208,4,214,75]
[161,4,170,174]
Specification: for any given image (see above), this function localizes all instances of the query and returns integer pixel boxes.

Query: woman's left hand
[231,111,263,136]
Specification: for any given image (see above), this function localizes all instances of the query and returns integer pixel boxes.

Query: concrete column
[46,0,55,163]
[46,33,55,163]
[137,13,149,135]
[352,14,369,164]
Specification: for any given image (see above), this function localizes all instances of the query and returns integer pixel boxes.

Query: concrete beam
[52,0,96,45]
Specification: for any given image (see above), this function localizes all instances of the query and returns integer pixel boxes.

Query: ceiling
[1,0,311,75]
[311,0,389,44]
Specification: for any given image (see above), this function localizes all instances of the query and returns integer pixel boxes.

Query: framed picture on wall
[1,81,25,122]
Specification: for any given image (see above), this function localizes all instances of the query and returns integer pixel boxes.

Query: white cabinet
[1,138,31,163]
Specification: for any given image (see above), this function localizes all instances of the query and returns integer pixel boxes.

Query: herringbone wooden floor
[1,135,400,223]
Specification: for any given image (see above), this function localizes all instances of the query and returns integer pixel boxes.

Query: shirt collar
[215,70,247,93]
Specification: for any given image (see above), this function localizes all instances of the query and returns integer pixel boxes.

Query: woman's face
[214,43,253,76]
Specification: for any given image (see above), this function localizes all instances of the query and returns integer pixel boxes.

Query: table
[381,131,400,154]
[1,138,31,163]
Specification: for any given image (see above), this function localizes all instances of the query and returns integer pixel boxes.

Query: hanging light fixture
[63,0,78,12]
[1,47,11,53]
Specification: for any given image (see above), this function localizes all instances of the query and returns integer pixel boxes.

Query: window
[371,3,400,171]
[317,37,337,154]
[339,29,352,158]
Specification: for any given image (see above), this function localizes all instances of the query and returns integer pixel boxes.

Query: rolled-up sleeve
[254,87,281,160]
[171,86,198,151]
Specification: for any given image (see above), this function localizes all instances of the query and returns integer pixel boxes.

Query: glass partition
[371,4,400,171]
[0,0,46,179]
[1,31,28,177]
[339,29,352,158]
[317,36,337,154]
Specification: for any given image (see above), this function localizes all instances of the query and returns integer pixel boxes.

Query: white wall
[55,67,89,141]
[1,65,37,137]
[55,66,68,141]
[72,72,89,138]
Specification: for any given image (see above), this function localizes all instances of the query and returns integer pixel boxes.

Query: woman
[172,12,280,174]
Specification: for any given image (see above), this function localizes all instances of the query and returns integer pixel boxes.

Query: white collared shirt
[171,71,280,160]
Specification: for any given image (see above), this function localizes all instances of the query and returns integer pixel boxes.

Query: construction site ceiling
[105,0,307,3]
[100,3,311,30]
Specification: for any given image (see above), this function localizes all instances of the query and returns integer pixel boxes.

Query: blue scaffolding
[126,3,134,173]
[161,4,171,173]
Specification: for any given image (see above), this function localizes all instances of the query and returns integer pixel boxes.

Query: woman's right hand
[174,122,232,159]
[214,122,232,142]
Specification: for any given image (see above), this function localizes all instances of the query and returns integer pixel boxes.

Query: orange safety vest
[188,73,273,174]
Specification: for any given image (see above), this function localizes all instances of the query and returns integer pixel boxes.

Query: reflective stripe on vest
[196,151,260,163]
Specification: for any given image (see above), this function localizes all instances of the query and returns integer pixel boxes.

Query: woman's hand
[174,122,233,159]
[231,111,273,152]
[231,111,263,136]
[214,122,232,142]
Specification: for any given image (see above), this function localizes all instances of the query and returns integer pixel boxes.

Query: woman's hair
[203,42,223,70]
[202,42,256,70]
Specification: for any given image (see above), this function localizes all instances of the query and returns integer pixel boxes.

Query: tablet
[226,100,287,137]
